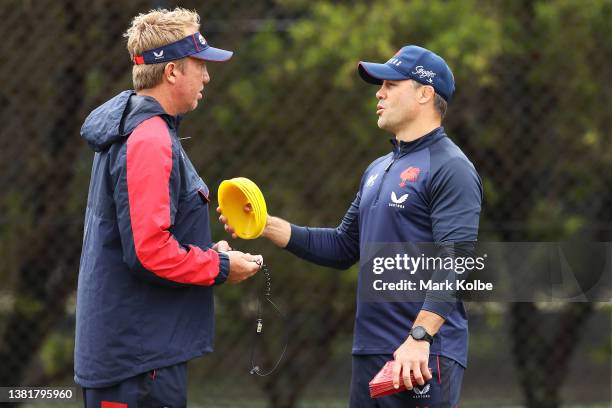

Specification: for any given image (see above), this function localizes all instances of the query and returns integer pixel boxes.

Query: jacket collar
[127,93,181,131]
[389,126,446,155]
[81,90,184,152]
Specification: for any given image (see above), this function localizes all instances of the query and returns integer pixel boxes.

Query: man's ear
[417,85,435,105]
[164,62,178,85]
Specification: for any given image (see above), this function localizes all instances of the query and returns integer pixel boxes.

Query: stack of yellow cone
[217,177,267,239]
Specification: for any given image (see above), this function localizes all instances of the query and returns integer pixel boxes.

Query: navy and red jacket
[286,127,482,368]
[75,90,229,388]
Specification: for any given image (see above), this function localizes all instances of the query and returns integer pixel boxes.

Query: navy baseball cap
[358,45,455,101]
[133,32,232,65]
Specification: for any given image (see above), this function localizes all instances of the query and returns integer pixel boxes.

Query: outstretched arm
[261,215,292,248]
[218,192,361,270]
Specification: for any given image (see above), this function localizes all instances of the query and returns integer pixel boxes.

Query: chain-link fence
[0,0,611,407]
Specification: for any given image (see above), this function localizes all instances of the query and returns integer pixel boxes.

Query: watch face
[412,326,426,339]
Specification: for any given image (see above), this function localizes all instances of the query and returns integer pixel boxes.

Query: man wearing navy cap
[75,8,263,407]
[221,45,482,407]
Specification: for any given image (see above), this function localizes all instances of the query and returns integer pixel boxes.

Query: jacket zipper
[373,155,396,205]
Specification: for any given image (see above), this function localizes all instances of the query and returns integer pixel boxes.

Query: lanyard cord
[249,263,288,376]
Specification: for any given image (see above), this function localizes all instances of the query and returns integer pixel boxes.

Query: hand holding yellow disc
[218,177,267,239]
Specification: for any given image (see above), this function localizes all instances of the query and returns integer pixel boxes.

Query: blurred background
[0,0,611,407]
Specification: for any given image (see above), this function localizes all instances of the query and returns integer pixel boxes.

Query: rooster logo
[399,166,420,187]
[413,384,430,395]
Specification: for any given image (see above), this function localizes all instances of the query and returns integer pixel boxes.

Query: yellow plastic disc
[218,177,267,239]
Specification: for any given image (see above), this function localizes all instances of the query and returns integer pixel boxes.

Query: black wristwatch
[409,326,434,344]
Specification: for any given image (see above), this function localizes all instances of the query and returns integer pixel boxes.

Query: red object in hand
[369,360,420,398]
[101,402,127,408]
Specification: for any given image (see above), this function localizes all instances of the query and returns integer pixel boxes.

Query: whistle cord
[249,263,288,377]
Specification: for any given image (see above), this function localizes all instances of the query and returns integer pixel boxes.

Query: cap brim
[358,62,406,84]
[191,46,233,62]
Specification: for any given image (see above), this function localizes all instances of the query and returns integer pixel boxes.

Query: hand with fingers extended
[225,250,263,284]
[391,337,432,391]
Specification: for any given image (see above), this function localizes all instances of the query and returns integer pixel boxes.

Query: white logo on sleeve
[365,174,379,187]
[153,50,164,59]
[389,191,409,208]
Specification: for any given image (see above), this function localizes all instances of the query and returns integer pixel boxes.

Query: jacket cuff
[421,297,456,320]
[214,252,230,285]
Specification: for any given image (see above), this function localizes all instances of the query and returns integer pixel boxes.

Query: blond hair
[124,8,200,91]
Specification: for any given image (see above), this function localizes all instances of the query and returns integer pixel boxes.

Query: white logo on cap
[412,65,436,84]
[387,58,403,67]
[198,34,207,46]
[153,50,164,59]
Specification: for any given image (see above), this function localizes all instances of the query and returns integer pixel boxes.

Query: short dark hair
[433,93,447,119]
[412,81,448,120]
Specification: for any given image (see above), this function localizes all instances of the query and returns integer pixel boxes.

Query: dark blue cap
[358,45,455,102]
[133,32,232,65]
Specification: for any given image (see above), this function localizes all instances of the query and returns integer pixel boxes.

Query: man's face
[173,57,210,114]
[375,79,420,134]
